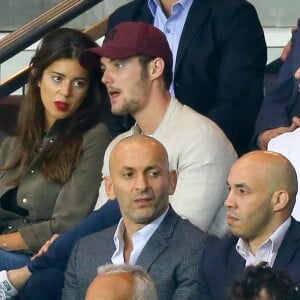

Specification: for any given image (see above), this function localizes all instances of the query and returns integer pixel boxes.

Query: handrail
[0,17,108,99]
[0,0,104,64]
[0,0,109,99]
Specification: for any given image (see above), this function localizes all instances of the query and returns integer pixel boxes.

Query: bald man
[85,264,157,300]
[63,135,208,300]
[198,151,300,300]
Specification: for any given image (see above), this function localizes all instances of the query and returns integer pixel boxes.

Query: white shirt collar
[148,0,193,16]
[112,207,169,265]
[236,217,291,267]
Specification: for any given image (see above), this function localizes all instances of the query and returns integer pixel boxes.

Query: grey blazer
[63,207,209,300]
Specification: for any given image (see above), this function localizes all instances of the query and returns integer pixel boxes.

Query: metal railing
[0,0,108,99]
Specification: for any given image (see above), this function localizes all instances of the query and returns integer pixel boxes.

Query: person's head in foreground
[230,262,300,300]
[85,264,157,300]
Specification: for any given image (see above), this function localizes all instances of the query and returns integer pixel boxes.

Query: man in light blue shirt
[148,0,193,94]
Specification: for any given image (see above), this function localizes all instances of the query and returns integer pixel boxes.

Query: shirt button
[49,139,53,143]
[22,198,28,204]
[7,225,13,230]
[30,170,35,173]
[165,28,171,34]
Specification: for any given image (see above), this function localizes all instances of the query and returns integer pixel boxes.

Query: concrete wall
[0,0,131,31]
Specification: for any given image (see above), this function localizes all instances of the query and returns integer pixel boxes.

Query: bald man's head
[105,135,177,226]
[225,151,298,243]
[235,151,298,209]
[109,135,169,175]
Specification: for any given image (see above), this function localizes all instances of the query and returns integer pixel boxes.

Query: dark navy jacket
[199,218,300,299]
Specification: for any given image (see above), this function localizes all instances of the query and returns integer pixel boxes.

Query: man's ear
[168,170,177,196]
[272,190,289,212]
[104,176,116,200]
[149,57,164,80]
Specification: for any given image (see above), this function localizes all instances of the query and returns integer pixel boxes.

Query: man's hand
[258,123,298,150]
[0,232,28,251]
[31,234,60,260]
[281,39,292,61]
[280,27,297,61]
[292,116,300,126]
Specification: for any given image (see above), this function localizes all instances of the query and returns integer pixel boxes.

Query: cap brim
[79,46,144,69]
[79,48,102,69]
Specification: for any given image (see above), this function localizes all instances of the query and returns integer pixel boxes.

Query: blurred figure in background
[254,19,300,150]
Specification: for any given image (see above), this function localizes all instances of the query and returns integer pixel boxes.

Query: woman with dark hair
[0,28,112,269]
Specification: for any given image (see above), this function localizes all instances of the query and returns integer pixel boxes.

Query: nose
[60,81,72,97]
[101,68,113,85]
[134,174,149,192]
[224,191,237,209]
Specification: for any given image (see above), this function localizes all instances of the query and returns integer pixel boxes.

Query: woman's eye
[52,75,62,83]
[73,80,87,88]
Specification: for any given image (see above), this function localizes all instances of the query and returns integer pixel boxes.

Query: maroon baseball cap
[79,21,173,69]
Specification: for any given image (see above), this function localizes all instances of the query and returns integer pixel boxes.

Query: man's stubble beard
[111,97,140,116]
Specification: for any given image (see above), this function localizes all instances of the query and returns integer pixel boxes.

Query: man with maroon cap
[105,0,267,156]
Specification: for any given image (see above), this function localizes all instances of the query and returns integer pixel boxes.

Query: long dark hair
[5,28,105,185]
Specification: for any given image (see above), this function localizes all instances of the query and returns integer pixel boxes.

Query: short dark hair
[138,54,173,90]
[230,262,300,300]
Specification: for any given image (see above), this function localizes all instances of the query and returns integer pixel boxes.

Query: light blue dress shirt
[148,0,193,95]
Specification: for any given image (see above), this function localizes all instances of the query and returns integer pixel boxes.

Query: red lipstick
[54,101,70,112]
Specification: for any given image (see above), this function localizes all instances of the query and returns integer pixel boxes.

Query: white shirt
[268,128,300,220]
[111,208,168,265]
[95,98,237,237]
[236,217,291,267]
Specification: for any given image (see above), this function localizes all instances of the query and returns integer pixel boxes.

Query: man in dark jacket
[199,150,300,299]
